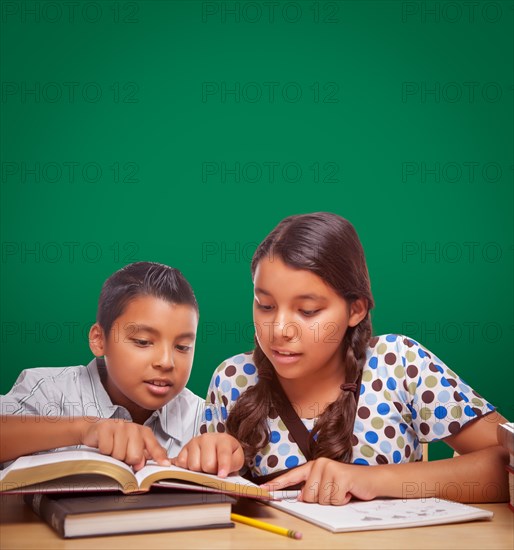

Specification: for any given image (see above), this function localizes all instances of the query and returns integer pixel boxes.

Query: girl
[176,213,509,505]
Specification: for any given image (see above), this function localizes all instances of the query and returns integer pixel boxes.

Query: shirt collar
[85,357,181,443]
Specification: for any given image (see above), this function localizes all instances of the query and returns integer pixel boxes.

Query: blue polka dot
[418,348,427,358]
[393,451,401,463]
[365,393,377,405]
[369,357,378,369]
[360,384,365,395]
[221,380,231,392]
[243,363,256,375]
[433,423,445,436]
[278,444,290,456]
[407,404,417,419]
[377,403,390,415]
[205,408,213,421]
[233,355,245,364]
[434,406,447,419]
[459,392,469,402]
[413,439,419,449]
[285,456,299,468]
[255,455,262,466]
[221,406,227,420]
[402,356,406,366]
[434,363,444,373]
[379,441,391,453]
[386,377,397,390]
[464,405,476,417]
[215,375,220,388]
[399,423,407,434]
[386,334,397,342]
[354,458,369,465]
[353,419,364,433]
[378,366,388,379]
[260,466,268,475]
[231,388,240,400]
[438,390,450,403]
[270,431,281,443]
[365,431,379,444]
[487,403,495,411]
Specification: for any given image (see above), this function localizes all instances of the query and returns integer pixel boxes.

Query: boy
[1,262,242,475]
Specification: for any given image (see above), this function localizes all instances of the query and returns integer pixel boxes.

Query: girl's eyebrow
[254,287,327,301]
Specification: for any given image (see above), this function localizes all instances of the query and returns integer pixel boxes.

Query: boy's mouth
[144,379,173,396]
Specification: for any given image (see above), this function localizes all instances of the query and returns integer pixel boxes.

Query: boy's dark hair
[97,262,198,336]
[226,212,375,466]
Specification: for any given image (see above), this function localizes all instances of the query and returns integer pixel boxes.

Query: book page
[268,498,493,532]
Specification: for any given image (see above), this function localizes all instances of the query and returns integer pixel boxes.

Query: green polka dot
[361,445,374,457]
[407,381,417,395]
[371,417,384,429]
[394,365,404,378]
[236,375,248,388]
[397,436,405,449]
[261,444,271,455]
[208,425,215,433]
[278,419,287,431]
[402,413,412,424]
[406,350,416,362]
[447,368,457,378]
[383,390,392,401]
[362,370,373,382]
[420,407,432,420]
[451,406,462,419]
[471,398,484,407]
[377,343,387,354]
[425,375,438,388]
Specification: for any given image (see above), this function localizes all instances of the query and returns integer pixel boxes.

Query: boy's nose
[153,347,174,369]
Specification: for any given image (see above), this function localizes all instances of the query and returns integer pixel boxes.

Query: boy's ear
[89,323,106,356]
[348,298,368,327]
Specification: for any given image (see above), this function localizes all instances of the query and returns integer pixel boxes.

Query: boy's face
[89,295,198,424]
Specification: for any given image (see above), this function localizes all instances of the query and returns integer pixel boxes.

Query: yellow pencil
[231,513,303,540]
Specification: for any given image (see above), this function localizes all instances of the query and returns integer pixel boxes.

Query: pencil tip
[294,532,303,540]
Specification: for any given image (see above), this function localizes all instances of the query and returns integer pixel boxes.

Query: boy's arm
[0,415,171,470]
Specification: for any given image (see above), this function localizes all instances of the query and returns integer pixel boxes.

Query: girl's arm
[262,413,510,505]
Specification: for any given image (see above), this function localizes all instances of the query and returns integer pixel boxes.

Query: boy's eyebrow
[254,287,327,301]
[127,324,196,339]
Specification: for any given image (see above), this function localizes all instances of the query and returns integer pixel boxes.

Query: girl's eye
[300,309,320,317]
[176,345,192,352]
[255,303,273,311]
[132,339,151,347]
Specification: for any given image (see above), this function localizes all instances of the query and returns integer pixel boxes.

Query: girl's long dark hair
[226,213,374,466]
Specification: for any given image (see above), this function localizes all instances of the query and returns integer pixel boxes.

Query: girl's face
[253,256,366,385]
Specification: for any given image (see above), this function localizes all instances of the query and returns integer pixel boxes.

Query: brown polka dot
[216,423,225,433]
[453,391,463,402]
[358,407,371,419]
[222,395,228,407]
[384,426,396,438]
[403,338,415,347]
[449,421,461,434]
[376,455,388,464]
[210,391,216,404]
[269,408,279,420]
[199,425,207,434]
[351,434,358,446]
[406,365,418,378]
[422,391,435,404]
[225,365,236,376]
[428,362,438,372]
[393,402,403,413]
[405,445,411,458]
[420,423,430,436]
[447,378,458,388]
[472,407,483,417]
[372,379,383,391]
[267,455,278,468]
[288,433,296,443]
[369,337,379,347]
[384,352,397,365]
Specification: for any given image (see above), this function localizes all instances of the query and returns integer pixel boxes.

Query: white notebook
[268,497,493,532]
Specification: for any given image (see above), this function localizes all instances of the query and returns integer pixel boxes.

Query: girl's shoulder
[367,333,432,359]
[211,350,258,384]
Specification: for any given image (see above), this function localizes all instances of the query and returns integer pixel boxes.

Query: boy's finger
[143,433,171,466]
[260,462,310,491]
[170,448,188,468]
[214,444,234,478]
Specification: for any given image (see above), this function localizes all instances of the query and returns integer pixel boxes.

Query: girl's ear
[89,323,106,356]
[348,298,368,327]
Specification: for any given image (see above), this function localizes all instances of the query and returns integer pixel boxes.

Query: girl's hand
[80,418,170,472]
[171,433,244,478]
[261,458,380,505]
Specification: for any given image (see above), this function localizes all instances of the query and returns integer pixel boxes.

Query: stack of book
[498,422,514,512]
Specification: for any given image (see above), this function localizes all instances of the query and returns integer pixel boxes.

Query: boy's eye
[176,345,192,352]
[131,338,152,347]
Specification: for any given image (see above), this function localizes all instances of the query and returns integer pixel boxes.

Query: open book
[268,496,493,532]
[0,449,271,499]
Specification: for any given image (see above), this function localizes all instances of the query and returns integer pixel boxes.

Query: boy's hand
[171,433,244,478]
[80,418,170,472]
[261,458,379,505]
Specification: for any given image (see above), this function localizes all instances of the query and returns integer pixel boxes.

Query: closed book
[497,423,514,455]
[24,491,235,538]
